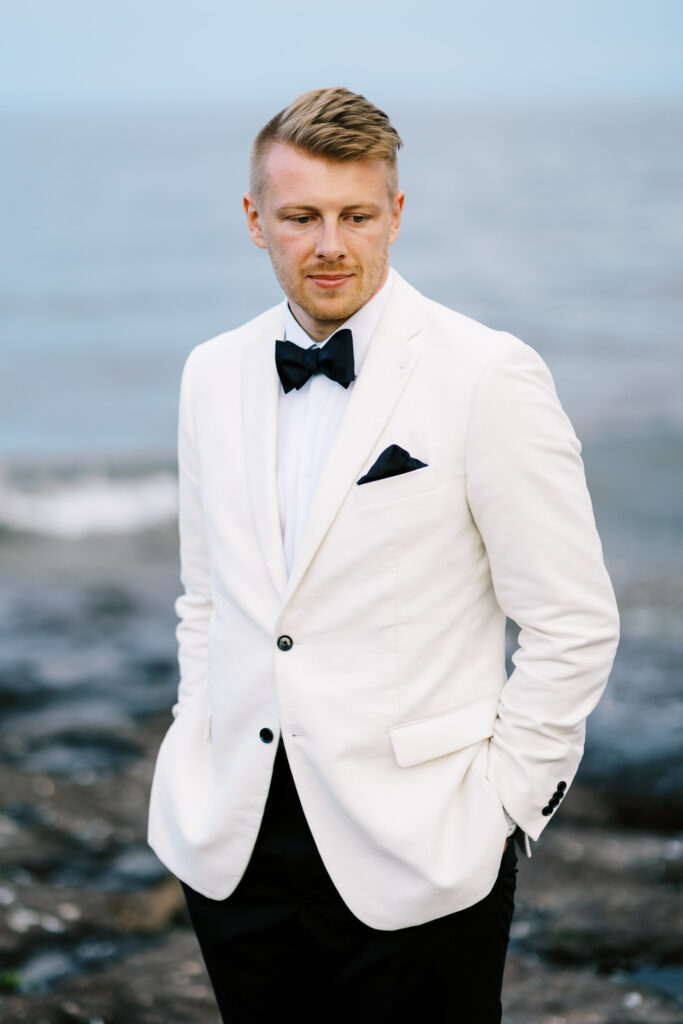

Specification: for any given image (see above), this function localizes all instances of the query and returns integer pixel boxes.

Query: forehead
[262,142,392,207]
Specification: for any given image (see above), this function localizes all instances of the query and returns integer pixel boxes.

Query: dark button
[549,795,560,808]
[277,635,293,651]
[259,728,274,744]
[541,805,553,816]
[557,780,567,791]
[554,789,565,800]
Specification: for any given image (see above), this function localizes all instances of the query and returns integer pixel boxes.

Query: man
[148,87,619,1022]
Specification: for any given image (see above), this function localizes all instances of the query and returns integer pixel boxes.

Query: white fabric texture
[276,270,517,838]
[148,271,619,928]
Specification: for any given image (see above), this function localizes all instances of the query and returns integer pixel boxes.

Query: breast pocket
[353,465,439,508]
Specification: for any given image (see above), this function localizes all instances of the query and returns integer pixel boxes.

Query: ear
[388,190,405,246]
[243,192,268,250]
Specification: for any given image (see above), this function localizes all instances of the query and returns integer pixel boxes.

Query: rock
[1,700,681,1022]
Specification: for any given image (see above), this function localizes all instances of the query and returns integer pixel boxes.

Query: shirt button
[277,635,293,651]
[259,728,274,744]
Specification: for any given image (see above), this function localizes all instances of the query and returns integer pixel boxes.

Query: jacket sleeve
[464,336,619,843]
[172,349,213,718]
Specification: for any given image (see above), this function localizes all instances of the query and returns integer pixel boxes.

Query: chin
[312,301,361,324]
[308,288,367,317]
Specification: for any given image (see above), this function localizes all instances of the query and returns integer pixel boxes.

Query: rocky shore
[0,708,681,1023]
[0,529,681,1021]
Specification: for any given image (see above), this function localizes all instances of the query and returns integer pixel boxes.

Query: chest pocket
[353,465,438,508]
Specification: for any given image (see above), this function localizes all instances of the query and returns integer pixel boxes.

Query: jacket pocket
[353,465,438,508]
[389,694,499,768]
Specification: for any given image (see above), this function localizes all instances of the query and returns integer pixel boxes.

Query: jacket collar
[241,270,424,606]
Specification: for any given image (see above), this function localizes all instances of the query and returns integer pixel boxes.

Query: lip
[308,274,353,290]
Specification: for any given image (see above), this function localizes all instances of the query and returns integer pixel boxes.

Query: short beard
[267,245,390,329]
[293,291,367,324]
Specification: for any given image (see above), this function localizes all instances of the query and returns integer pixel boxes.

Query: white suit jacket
[148,271,619,930]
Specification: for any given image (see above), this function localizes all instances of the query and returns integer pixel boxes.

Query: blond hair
[249,87,402,201]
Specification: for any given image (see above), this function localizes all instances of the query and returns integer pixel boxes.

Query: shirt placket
[294,355,325,551]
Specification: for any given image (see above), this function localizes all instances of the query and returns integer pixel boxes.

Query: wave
[0,464,178,538]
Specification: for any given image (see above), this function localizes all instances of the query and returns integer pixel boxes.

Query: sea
[1,102,682,818]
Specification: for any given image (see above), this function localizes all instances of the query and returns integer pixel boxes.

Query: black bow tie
[275,328,355,394]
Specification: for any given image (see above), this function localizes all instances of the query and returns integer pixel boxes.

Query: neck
[287,305,347,343]
[287,265,391,343]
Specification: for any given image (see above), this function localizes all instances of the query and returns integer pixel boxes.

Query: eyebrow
[275,203,383,215]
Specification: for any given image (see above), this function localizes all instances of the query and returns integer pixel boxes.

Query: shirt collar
[283,268,395,376]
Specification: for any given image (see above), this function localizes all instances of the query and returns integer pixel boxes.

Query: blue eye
[351,215,367,223]
[294,216,311,224]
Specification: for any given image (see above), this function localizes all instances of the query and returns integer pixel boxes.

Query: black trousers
[182,740,517,1024]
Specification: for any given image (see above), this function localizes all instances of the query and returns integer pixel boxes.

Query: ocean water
[1,103,682,811]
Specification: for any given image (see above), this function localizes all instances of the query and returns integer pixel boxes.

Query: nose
[314,217,347,262]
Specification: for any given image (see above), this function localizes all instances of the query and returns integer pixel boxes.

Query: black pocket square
[357,445,428,485]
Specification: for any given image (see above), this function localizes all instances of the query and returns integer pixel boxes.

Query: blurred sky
[2,0,682,110]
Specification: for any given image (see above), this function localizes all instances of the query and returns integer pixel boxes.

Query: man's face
[244,143,404,341]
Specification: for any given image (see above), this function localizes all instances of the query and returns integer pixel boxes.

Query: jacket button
[542,805,553,816]
[554,789,565,800]
[557,780,567,790]
[259,728,274,744]
[277,635,293,651]
[549,796,560,808]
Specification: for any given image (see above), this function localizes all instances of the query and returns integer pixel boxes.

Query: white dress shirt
[275,267,518,841]
[277,269,394,575]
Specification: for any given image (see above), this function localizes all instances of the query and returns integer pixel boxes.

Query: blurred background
[1,2,682,1021]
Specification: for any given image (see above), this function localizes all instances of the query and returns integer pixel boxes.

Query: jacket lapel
[242,304,289,601]
[241,276,424,609]
[284,276,423,604]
